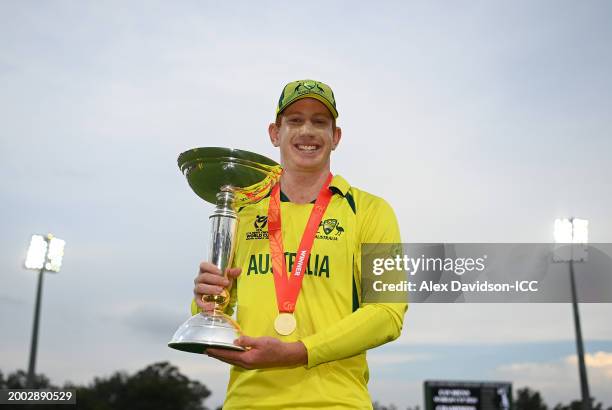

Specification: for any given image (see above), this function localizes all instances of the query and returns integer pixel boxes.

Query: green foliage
[0,369,56,389]
[72,361,211,410]
[514,386,612,410]
[1,362,212,410]
[515,387,548,410]
[553,398,612,410]
[372,402,398,410]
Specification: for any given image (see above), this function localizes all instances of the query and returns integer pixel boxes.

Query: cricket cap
[276,79,338,118]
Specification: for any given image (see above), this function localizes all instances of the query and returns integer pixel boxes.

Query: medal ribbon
[267,173,334,313]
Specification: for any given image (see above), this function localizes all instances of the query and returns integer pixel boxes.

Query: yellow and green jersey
[191,175,407,409]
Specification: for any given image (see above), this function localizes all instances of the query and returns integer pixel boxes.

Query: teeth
[297,145,317,151]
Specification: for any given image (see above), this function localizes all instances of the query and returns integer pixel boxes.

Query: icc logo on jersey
[246,215,269,240]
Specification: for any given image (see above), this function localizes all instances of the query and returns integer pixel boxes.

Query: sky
[1,1,611,409]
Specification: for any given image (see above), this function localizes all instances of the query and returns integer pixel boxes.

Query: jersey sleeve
[300,194,408,368]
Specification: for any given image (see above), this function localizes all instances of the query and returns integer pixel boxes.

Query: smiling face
[268,98,342,173]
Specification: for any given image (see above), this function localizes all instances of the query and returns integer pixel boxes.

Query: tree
[514,387,612,410]
[73,361,211,410]
[1,362,212,410]
[0,369,61,410]
[372,401,398,410]
[515,387,548,410]
[553,399,611,410]
[0,369,56,390]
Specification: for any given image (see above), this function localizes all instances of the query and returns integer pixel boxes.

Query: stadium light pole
[24,234,66,388]
[553,218,591,410]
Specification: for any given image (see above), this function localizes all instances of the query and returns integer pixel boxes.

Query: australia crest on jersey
[316,218,344,241]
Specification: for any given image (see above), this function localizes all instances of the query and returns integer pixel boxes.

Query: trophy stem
[208,188,238,311]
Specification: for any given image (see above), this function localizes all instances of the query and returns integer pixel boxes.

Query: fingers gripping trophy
[168,147,282,353]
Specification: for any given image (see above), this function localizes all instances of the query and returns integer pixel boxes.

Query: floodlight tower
[24,234,65,388]
[553,218,591,410]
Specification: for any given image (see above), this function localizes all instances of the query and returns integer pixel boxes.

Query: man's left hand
[206,336,308,369]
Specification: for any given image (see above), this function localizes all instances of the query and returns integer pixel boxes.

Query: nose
[296,121,317,139]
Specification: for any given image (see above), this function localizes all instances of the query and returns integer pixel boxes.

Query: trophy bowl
[177,147,280,204]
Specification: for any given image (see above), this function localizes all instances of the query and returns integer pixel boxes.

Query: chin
[296,158,329,172]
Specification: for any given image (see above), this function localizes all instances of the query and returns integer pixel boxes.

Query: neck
[280,168,331,204]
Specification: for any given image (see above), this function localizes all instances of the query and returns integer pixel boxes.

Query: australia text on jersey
[247,252,331,278]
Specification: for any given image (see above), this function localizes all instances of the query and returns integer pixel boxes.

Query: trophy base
[168,311,246,354]
[168,341,245,353]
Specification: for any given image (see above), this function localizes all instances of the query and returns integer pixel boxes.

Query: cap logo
[303,80,317,90]
[295,80,324,96]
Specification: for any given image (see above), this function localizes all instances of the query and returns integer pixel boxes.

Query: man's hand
[193,262,242,312]
[206,336,308,369]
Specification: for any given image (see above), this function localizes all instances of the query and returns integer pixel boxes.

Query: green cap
[276,79,338,118]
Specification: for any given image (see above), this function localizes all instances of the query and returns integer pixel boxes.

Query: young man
[193,79,407,409]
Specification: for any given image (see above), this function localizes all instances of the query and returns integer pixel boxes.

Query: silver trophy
[168,147,281,353]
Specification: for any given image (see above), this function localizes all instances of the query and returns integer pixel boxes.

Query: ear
[268,123,280,147]
[331,127,342,150]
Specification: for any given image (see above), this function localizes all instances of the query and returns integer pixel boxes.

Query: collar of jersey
[279,174,350,203]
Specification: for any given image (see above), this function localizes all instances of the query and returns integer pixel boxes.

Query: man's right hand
[193,262,242,313]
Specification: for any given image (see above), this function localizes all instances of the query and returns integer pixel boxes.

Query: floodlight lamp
[45,237,66,272]
[25,235,47,270]
[554,218,573,243]
[571,219,588,244]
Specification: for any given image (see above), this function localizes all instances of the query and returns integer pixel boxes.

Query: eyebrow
[285,111,331,118]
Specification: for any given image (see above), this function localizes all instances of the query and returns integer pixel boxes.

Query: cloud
[567,351,612,378]
[495,351,612,405]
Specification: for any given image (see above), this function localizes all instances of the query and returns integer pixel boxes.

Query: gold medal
[274,313,297,336]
